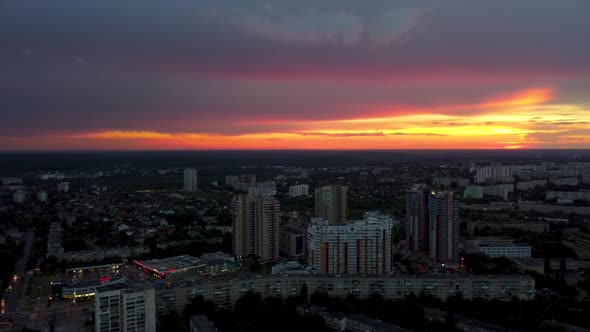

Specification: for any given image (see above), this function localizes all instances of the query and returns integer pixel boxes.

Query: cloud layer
[0,0,589,149]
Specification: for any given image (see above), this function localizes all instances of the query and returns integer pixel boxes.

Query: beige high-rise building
[231,195,255,258]
[429,191,459,264]
[254,196,280,261]
[231,195,280,261]
[183,168,198,193]
[406,184,431,253]
[315,185,348,224]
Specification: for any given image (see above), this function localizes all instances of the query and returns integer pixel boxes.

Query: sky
[1,0,589,150]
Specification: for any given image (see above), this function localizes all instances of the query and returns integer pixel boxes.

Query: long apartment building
[160,273,535,314]
[467,221,549,234]
[465,238,531,258]
[307,213,394,274]
[546,191,590,202]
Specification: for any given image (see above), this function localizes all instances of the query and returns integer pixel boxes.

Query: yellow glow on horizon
[481,88,553,108]
[6,87,588,150]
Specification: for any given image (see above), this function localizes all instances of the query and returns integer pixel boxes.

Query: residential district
[0,156,590,331]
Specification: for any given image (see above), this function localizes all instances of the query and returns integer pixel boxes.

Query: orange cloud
[481,88,553,108]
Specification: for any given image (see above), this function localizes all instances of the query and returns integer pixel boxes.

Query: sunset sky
[1,0,589,150]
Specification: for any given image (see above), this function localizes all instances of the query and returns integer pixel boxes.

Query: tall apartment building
[12,190,27,203]
[37,191,48,202]
[474,164,512,183]
[307,213,394,274]
[57,182,70,193]
[95,286,156,332]
[225,174,256,191]
[406,185,431,253]
[47,222,64,256]
[231,195,255,258]
[254,196,280,261]
[225,175,240,189]
[231,195,280,261]
[315,185,348,224]
[429,192,459,264]
[183,168,198,193]
[289,184,309,198]
[248,181,277,197]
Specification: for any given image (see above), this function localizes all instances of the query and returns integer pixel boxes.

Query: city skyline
[1,150,589,330]
[1,0,589,150]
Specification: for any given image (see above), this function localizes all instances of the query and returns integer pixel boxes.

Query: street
[5,229,34,314]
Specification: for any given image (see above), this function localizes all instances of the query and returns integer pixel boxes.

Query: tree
[544,256,553,285]
[393,225,406,243]
[234,291,263,320]
[412,305,426,332]
[558,257,567,286]
[445,311,458,331]
[144,236,158,253]
[184,295,215,317]
[300,283,308,302]
[158,312,188,332]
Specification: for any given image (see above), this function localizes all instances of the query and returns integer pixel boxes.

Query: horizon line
[1,148,590,153]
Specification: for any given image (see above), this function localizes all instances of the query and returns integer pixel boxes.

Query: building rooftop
[190,315,218,332]
[136,255,205,273]
[479,243,530,248]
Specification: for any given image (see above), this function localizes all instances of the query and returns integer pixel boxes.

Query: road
[4,228,34,315]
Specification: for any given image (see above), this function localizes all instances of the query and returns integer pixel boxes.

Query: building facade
[467,221,549,234]
[406,185,431,253]
[183,168,198,193]
[280,224,306,258]
[231,195,280,260]
[248,181,277,197]
[254,196,280,261]
[463,186,484,199]
[231,195,254,258]
[289,184,309,198]
[474,165,512,184]
[429,192,459,264]
[465,238,531,258]
[307,215,394,274]
[165,274,535,313]
[225,174,256,191]
[315,185,348,224]
[95,287,156,332]
[57,181,70,193]
[546,191,590,202]
[479,244,531,258]
[12,190,27,203]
